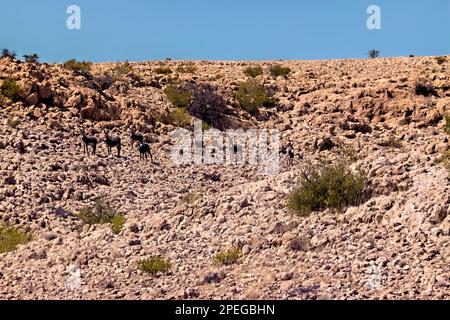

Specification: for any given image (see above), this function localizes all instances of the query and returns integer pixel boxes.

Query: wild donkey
[280,142,295,167]
[139,142,153,162]
[233,144,243,162]
[104,130,122,157]
[130,129,144,149]
[81,130,98,156]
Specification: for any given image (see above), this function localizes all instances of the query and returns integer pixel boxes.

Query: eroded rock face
[0,56,449,300]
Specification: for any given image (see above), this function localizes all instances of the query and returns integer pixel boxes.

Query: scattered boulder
[201,271,226,284]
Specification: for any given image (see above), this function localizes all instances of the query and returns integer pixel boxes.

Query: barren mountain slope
[0,56,449,299]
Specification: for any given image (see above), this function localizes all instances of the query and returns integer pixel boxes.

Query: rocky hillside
[0,56,449,299]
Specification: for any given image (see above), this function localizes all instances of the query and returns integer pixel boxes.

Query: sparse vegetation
[168,108,192,127]
[269,64,291,78]
[435,150,450,165]
[0,225,32,254]
[176,63,197,74]
[23,54,39,64]
[111,61,133,82]
[379,137,403,149]
[139,256,171,275]
[0,56,448,300]
[111,214,126,234]
[244,66,264,78]
[339,145,359,163]
[444,115,450,135]
[235,80,273,116]
[435,56,447,65]
[164,85,192,108]
[1,78,22,102]
[154,66,173,75]
[182,193,201,204]
[77,198,124,233]
[288,161,368,216]
[7,117,21,128]
[63,59,92,72]
[369,49,380,59]
[1,48,16,59]
[213,247,243,266]
[414,79,437,97]
[435,150,450,176]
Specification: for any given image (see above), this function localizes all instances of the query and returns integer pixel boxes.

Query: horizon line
[4,53,449,65]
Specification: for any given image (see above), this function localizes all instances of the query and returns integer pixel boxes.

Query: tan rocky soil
[0,56,449,300]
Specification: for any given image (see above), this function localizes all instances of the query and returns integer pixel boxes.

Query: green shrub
[169,108,192,127]
[444,115,450,135]
[213,247,242,266]
[0,226,32,254]
[77,199,123,231]
[235,80,271,116]
[435,150,450,165]
[262,96,278,108]
[7,117,20,128]
[288,162,368,216]
[111,215,126,234]
[23,54,39,64]
[369,49,380,59]
[64,59,92,72]
[164,85,192,108]
[435,150,450,177]
[139,256,171,275]
[435,56,447,65]
[1,78,22,102]
[269,64,291,78]
[176,63,197,74]
[244,66,264,78]
[154,67,173,75]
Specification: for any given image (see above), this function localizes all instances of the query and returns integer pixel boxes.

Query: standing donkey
[130,128,144,149]
[81,129,98,156]
[280,141,295,167]
[138,142,153,162]
[104,130,122,157]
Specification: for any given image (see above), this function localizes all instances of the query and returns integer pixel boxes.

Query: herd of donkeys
[81,129,153,161]
[82,128,297,166]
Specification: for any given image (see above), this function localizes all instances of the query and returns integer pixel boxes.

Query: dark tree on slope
[1,49,16,59]
[369,49,380,59]
[180,82,244,131]
[23,54,39,64]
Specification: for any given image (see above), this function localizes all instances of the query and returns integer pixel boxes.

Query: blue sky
[0,0,449,62]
